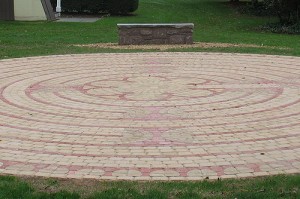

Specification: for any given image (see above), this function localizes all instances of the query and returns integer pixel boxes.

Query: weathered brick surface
[118,24,194,45]
[0,52,299,180]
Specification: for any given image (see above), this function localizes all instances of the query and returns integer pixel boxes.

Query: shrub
[260,22,300,34]
[50,0,105,13]
[264,0,300,25]
[107,0,139,14]
[49,0,139,14]
[237,2,273,17]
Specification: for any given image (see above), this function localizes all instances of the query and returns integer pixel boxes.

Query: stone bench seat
[118,23,194,45]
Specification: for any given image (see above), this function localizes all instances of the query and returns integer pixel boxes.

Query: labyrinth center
[0,52,299,180]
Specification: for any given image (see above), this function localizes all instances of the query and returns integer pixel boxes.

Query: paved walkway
[0,52,299,180]
[57,17,100,23]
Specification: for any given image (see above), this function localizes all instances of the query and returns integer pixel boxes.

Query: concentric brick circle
[0,52,299,180]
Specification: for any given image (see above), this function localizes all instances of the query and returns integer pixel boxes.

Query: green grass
[0,175,299,199]
[0,1,299,198]
[0,0,299,59]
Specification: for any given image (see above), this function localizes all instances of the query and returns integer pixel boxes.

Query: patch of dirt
[74,42,290,51]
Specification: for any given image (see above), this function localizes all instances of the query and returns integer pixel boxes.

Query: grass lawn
[0,0,299,198]
[0,174,299,199]
[0,0,299,59]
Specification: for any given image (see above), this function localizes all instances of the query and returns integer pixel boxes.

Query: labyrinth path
[0,52,299,180]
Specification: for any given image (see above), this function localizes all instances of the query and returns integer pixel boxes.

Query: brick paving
[0,52,299,180]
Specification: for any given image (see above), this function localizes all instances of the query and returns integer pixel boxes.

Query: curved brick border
[0,52,299,180]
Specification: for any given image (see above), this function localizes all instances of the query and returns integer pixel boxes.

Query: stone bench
[118,23,194,45]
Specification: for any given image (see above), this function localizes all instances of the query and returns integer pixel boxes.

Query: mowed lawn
[0,175,299,199]
[0,0,299,59]
[0,0,299,198]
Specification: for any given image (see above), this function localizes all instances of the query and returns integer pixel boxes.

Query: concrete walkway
[57,17,100,23]
[0,52,299,180]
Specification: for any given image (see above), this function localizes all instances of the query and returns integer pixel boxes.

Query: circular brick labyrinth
[0,52,299,180]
